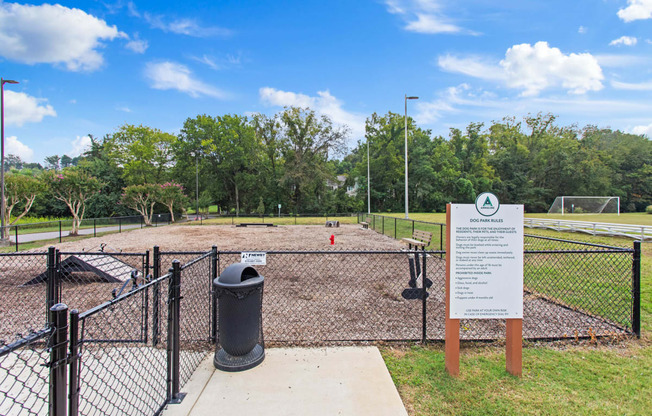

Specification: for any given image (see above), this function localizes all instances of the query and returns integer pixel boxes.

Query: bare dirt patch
[48,223,404,252]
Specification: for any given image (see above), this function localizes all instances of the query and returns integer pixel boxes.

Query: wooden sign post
[445,193,524,377]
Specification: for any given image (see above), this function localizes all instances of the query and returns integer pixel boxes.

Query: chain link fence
[0,233,640,415]
[0,327,52,416]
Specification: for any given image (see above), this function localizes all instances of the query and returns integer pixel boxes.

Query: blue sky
[1,0,652,164]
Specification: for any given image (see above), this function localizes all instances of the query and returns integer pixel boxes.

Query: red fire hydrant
[330,234,335,245]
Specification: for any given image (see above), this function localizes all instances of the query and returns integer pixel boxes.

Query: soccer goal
[548,196,620,215]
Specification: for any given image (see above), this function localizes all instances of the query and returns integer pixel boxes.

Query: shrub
[646,205,652,214]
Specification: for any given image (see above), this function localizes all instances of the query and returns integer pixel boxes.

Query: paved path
[163,347,408,416]
[10,223,149,243]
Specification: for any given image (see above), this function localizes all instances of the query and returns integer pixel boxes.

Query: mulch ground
[0,224,627,344]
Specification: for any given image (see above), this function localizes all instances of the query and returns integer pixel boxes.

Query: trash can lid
[214,263,264,288]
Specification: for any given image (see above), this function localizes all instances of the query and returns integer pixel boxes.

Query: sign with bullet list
[449,193,523,319]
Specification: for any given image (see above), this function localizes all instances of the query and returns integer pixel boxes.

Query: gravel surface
[0,223,628,343]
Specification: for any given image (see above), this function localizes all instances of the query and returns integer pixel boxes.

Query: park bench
[235,223,276,227]
[401,229,432,250]
[360,221,369,229]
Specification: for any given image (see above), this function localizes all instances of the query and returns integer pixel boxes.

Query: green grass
[382,343,651,416]
[527,212,652,226]
[375,212,651,415]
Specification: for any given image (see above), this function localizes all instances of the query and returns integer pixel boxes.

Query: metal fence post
[153,246,161,346]
[633,241,641,338]
[49,303,68,416]
[421,252,427,343]
[119,218,122,233]
[14,225,18,252]
[46,247,60,314]
[69,309,80,416]
[382,216,384,235]
[167,260,183,403]
[59,221,62,243]
[394,218,397,239]
[143,250,150,344]
[211,246,218,343]
[93,219,96,237]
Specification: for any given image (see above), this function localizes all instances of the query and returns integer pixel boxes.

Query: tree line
[4,109,651,229]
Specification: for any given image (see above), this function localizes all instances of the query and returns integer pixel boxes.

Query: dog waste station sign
[445,192,524,377]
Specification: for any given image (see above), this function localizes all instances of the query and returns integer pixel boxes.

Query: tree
[108,124,176,185]
[158,182,187,222]
[60,155,73,168]
[77,134,129,218]
[2,174,45,238]
[43,168,102,235]
[44,155,61,171]
[5,154,23,171]
[279,107,348,212]
[120,184,160,226]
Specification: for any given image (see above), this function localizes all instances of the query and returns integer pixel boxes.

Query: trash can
[213,263,265,371]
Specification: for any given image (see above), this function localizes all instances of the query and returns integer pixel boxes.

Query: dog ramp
[23,254,138,285]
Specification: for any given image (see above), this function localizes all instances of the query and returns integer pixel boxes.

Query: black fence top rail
[365,213,446,226]
[525,233,632,251]
[0,251,48,257]
[59,251,149,257]
[0,327,51,358]
[159,251,210,256]
[216,249,445,255]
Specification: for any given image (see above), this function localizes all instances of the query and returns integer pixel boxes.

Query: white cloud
[259,87,366,139]
[3,90,56,127]
[595,54,650,67]
[618,0,652,22]
[385,0,472,35]
[191,53,242,70]
[611,79,652,90]
[440,42,603,96]
[405,13,465,34]
[438,55,504,81]
[501,42,603,96]
[610,36,638,46]
[144,13,230,37]
[144,61,227,99]
[125,33,148,53]
[0,3,125,71]
[578,26,587,34]
[70,135,92,157]
[631,123,652,137]
[415,83,652,128]
[5,136,34,161]
[116,106,132,113]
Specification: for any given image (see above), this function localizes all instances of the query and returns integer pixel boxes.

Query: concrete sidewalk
[162,347,408,416]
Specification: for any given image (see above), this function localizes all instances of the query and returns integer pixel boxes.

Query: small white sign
[278,204,281,208]
[241,252,267,265]
[450,195,523,319]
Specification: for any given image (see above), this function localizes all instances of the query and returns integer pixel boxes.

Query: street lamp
[404,94,418,219]
[1,78,19,243]
[194,151,199,221]
[367,135,371,214]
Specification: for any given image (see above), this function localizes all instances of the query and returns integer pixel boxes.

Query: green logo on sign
[475,192,500,216]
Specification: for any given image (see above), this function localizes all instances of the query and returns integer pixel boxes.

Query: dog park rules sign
[449,193,524,319]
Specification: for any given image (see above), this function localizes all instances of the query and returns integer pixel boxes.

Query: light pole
[367,135,371,214]
[194,151,199,220]
[1,78,19,243]
[404,94,418,219]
